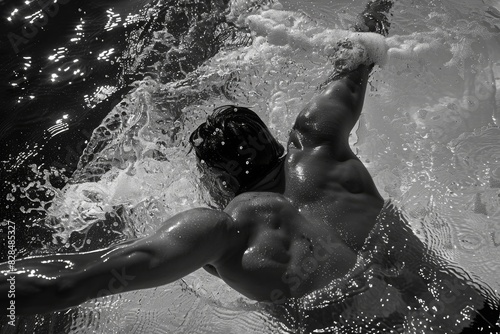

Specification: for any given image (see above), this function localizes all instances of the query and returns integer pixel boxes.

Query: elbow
[45,276,83,314]
[55,275,79,302]
[34,275,89,315]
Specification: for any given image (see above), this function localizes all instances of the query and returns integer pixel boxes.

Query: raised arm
[289,64,371,158]
[1,208,234,315]
[289,0,392,157]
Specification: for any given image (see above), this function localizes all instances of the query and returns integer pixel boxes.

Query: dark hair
[189,105,285,195]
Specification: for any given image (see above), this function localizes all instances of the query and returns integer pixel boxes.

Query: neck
[246,159,285,194]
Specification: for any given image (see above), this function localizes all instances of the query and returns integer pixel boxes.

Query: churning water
[1,0,499,332]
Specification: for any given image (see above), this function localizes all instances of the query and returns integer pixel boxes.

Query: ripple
[456,232,486,251]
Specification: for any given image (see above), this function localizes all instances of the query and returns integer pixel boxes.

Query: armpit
[288,128,304,149]
[203,264,221,278]
[289,105,334,149]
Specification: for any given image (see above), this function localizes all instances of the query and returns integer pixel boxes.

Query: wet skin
[0,65,385,314]
[213,65,384,301]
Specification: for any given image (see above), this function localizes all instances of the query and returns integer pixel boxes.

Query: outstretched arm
[289,0,393,157]
[1,208,234,315]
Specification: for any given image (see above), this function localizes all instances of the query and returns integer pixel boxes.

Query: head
[189,105,285,205]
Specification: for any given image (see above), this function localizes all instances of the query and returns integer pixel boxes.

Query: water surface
[1,0,499,332]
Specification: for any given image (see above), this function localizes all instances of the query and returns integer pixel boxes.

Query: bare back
[205,66,494,331]
[213,192,356,302]
[209,65,384,302]
[284,143,384,251]
[284,65,384,250]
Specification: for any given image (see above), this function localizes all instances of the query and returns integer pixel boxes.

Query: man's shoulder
[226,191,291,208]
[224,192,293,222]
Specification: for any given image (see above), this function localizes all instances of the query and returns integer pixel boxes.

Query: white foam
[349,32,389,66]
[245,9,389,69]
[385,31,447,63]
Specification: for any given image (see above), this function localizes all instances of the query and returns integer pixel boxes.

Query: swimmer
[1,1,499,332]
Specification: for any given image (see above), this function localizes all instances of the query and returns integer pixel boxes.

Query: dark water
[0,1,149,332]
[0,0,245,332]
[0,0,148,162]
[0,0,248,256]
[0,6,159,296]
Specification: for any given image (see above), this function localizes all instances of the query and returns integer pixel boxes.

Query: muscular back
[215,192,357,303]
[285,145,383,251]
[210,65,383,302]
[285,65,384,250]
[204,66,494,329]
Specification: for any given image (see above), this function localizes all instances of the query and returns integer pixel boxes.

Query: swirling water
[1,0,500,333]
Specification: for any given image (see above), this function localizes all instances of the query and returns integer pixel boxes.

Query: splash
[7,0,499,332]
[60,2,394,240]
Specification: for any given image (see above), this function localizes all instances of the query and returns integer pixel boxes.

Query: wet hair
[189,105,285,197]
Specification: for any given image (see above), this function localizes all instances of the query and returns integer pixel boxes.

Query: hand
[354,0,393,36]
